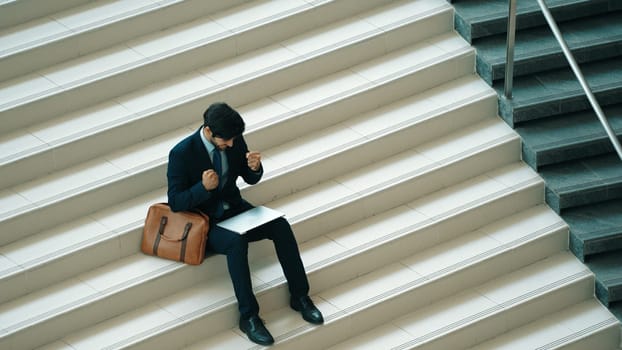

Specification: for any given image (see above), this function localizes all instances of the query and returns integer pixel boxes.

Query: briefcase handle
[156,216,194,242]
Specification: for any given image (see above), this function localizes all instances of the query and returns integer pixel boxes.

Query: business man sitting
[167,102,323,346]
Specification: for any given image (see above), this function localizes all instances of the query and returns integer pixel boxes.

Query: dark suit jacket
[167,127,263,219]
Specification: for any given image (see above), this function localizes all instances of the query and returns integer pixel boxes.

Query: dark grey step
[474,11,622,84]
[517,104,622,169]
[565,199,622,260]
[451,0,615,43]
[585,250,622,306]
[539,153,622,213]
[610,302,622,322]
[495,57,622,126]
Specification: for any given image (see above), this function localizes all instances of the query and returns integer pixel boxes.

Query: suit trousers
[207,215,310,318]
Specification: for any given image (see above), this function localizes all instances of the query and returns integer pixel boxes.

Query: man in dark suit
[167,102,323,346]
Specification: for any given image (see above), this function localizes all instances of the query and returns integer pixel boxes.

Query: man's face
[204,127,234,150]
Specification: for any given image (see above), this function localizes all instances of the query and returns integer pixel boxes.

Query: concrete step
[33,180,560,350]
[0,162,542,350]
[466,299,620,350]
[565,199,622,260]
[539,153,622,213]
[0,0,249,82]
[586,250,622,306]
[1,1,619,349]
[517,104,622,169]
[191,252,588,349]
[0,76,498,304]
[473,11,622,84]
[0,31,473,246]
[451,0,617,43]
[0,0,90,30]
[495,57,622,126]
[0,0,455,189]
[0,0,399,133]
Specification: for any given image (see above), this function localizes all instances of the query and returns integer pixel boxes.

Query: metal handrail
[504,0,622,160]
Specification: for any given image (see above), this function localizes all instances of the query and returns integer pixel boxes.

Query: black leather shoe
[239,315,274,346]
[290,296,324,325]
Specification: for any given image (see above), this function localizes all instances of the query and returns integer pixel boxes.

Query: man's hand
[202,169,219,190]
[246,151,261,172]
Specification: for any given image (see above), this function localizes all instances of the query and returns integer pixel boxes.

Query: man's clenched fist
[202,169,219,190]
[246,151,261,172]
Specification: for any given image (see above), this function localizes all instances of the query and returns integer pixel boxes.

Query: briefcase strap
[152,215,193,263]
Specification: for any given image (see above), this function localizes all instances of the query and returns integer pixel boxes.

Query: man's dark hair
[203,102,245,139]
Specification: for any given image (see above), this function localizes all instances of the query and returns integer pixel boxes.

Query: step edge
[0,7,456,170]
[49,202,564,350]
[0,115,514,286]
[0,47,476,227]
[0,2,453,119]
[0,164,544,339]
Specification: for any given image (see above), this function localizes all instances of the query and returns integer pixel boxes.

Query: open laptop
[216,206,285,234]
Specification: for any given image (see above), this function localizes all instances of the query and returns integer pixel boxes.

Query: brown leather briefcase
[141,203,210,265]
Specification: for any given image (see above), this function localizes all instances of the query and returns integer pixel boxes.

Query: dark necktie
[212,149,224,218]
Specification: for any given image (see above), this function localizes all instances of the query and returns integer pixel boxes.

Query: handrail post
[504,0,517,99]
[536,0,622,160]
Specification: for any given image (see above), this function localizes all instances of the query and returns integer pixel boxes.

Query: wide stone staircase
[0,1,620,349]
[450,0,622,323]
